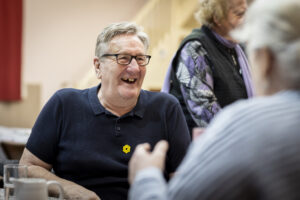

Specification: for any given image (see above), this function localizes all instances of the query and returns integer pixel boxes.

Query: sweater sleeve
[129,167,167,200]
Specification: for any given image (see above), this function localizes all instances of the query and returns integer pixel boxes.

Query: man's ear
[93,57,101,79]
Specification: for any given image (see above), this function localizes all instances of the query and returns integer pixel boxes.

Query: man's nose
[127,58,140,72]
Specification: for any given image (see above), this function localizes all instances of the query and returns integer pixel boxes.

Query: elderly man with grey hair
[129,0,300,199]
[19,22,190,200]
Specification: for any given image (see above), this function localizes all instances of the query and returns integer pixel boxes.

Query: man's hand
[63,184,101,200]
[129,140,169,184]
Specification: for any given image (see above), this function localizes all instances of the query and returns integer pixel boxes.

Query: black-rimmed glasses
[101,54,151,66]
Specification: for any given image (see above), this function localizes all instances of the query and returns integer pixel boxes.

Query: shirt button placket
[115,119,121,137]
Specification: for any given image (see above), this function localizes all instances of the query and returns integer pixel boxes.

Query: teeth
[122,78,135,82]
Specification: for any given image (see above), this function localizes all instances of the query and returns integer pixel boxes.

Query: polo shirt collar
[88,84,104,115]
[131,90,145,118]
[88,84,146,118]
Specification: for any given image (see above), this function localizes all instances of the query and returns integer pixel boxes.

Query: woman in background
[162,0,254,134]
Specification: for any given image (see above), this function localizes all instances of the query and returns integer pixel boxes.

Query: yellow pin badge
[123,144,131,154]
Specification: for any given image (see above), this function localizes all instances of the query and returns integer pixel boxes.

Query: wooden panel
[0,84,40,128]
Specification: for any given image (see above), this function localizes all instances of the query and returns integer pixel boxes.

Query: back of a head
[233,0,300,89]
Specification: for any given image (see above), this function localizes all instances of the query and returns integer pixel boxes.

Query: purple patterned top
[175,40,221,127]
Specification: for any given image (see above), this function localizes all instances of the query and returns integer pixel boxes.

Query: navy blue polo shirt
[26,84,191,200]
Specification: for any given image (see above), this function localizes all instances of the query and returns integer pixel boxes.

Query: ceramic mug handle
[46,180,64,200]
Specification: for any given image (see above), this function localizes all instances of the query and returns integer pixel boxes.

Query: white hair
[95,22,149,58]
[232,0,300,89]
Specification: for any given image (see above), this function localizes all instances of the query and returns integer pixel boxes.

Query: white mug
[12,178,64,200]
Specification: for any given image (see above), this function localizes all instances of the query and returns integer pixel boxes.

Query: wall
[0,84,40,128]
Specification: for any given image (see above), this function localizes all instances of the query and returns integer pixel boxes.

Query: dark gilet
[169,26,248,133]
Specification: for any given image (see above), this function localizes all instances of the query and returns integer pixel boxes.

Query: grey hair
[232,0,300,89]
[95,22,150,58]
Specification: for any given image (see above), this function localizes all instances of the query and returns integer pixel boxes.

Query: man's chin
[119,89,140,101]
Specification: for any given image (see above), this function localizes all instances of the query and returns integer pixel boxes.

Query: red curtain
[0,0,22,101]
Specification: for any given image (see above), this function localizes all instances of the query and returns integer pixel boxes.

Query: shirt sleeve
[26,92,63,164]
[165,101,191,173]
[176,41,221,127]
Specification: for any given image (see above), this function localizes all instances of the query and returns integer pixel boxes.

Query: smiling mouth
[121,78,137,84]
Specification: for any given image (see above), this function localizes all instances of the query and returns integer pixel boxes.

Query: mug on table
[12,178,64,200]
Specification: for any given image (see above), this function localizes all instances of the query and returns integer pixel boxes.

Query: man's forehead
[107,35,145,53]
[108,42,122,53]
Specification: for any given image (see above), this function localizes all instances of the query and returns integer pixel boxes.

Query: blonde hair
[194,0,229,27]
[95,22,149,58]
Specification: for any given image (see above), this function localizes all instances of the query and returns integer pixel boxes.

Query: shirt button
[116,127,121,131]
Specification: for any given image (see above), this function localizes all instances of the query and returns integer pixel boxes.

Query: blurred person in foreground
[129,0,300,199]
[19,22,190,200]
[162,0,254,135]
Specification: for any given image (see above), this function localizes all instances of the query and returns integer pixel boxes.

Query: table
[0,126,30,144]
